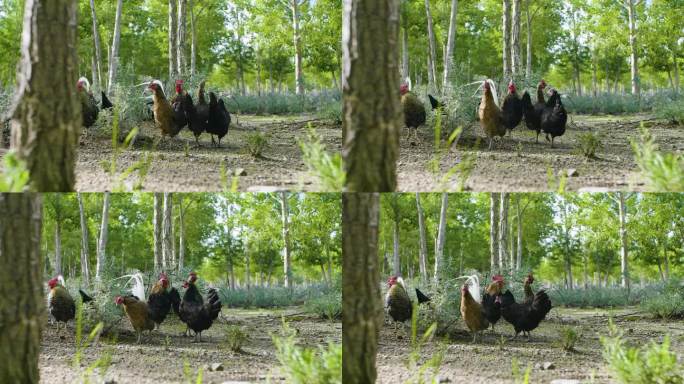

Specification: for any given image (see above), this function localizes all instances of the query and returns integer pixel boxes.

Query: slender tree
[443,0,458,88]
[502,0,512,78]
[434,193,448,283]
[499,193,509,271]
[292,0,304,94]
[88,0,103,90]
[169,0,178,80]
[624,0,640,96]
[95,192,110,281]
[511,0,521,76]
[153,193,163,271]
[490,193,500,271]
[416,193,428,282]
[107,0,123,93]
[162,193,173,270]
[177,0,187,76]
[77,193,90,286]
[280,192,292,287]
[424,0,438,90]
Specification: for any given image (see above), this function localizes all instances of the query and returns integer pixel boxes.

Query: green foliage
[224,325,248,352]
[639,281,684,319]
[218,283,334,309]
[550,287,642,308]
[182,360,204,384]
[511,358,532,384]
[304,289,341,320]
[576,131,603,159]
[245,131,269,158]
[601,320,684,384]
[299,125,345,191]
[0,150,29,192]
[228,92,340,115]
[655,99,684,125]
[73,303,112,384]
[631,126,684,191]
[272,322,342,384]
[405,303,445,384]
[555,326,581,352]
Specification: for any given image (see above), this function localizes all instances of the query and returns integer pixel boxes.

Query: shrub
[224,325,248,352]
[0,151,29,192]
[631,126,684,191]
[225,91,340,116]
[549,286,641,308]
[556,326,581,352]
[601,320,684,384]
[576,131,603,159]
[245,131,269,158]
[305,290,341,320]
[217,283,335,309]
[299,125,345,191]
[640,294,684,319]
[654,98,684,125]
[273,322,342,384]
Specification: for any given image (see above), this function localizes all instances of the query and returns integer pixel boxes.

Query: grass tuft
[299,124,345,191]
[631,126,684,191]
[245,131,269,158]
[556,326,581,352]
[224,325,248,352]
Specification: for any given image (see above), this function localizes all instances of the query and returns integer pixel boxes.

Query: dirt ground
[399,114,683,192]
[39,307,341,384]
[0,114,340,192]
[377,306,684,384]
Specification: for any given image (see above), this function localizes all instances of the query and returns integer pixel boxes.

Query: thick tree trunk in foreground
[154,193,163,271]
[95,192,110,282]
[0,194,43,384]
[107,0,123,93]
[490,193,500,271]
[280,192,292,287]
[443,0,458,88]
[342,0,401,192]
[342,193,382,384]
[434,193,448,283]
[169,0,178,81]
[10,0,80,192]
[89,0,103,90]
[77,193,90,286]
[416,193,428,282]
[162,193,173,271]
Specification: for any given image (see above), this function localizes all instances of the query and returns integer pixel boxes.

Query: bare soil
[399,114,683,192]
[377,307,684,384]
[39,307,341,384]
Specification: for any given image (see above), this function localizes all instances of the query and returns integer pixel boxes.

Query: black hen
[501,80,523,134]
[179,272,222,342]
[540,89,567,148]
[147,273,181,329]
[415,288,431,304]
[207,92,231,147]
[182,93,210,146]
[521,91,542,143]
[500,289,552,340]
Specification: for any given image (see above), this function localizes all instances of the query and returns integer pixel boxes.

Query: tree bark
[89,0,103,91]
[10,0,80,192]
[516,196,522,270]
[425,0,438,91]
[292,0,304,94]
[95,192,110,282]
[189,0,197,76]
[561,199,573,289]
[342,0,401,192]
[77,193,90,286]
[0,194,43,384]
[168,0,178,80]
[673,51,680,94]
[625,0,639,96]
[502,0,512,79]
[401,24,409,81]
[107,0,123,93]
[392,217,400,276]
[415,193,428,282]
[245,247,251,289]
[53,195,63,276]
[342,193,382,384]
[443,0,458,89]
[153,193,163,271]
[177,0,187,77]
[280,192,292,287]
[178,195,185,271]
[511,0,521,76]
[162,193,173,271]
[499,193,509,272]
[617,192,630,291]
[490,193,500,271]
[434,193,448,283]
[524,0,531,79]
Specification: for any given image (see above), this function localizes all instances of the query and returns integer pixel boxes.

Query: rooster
[47,275,75,332]
[182,81,210,146]
[500,288,552,340]
[77,77,99,128]
[482,274,505,332]
[207,92,231,147]
[501,80,523,135]
[400,83,426,145]
[385,276,413,327]
[179,272,222,342]
[541,89,567,148]
[147,272,181,330]
[478,80,506,150]
[149,80,188,138]
[460,275,489,342]
[521,80,547,143]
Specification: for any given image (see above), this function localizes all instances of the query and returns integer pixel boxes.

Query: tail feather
[532,289,552,314]
[458,275,481,303]
[79,289,94,303]
[168,287,181,315]
[415,288,431,304]
[121,272,146,301]
[206,288,222,320]
[101,92,114,109]
[487,79,499,108]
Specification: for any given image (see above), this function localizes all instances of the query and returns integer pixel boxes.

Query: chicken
[523,274,535,304]
[115,295,155,343]
[79,289,94,303]
[400,83,426,144]
[179,272,222,342]
[148,80,187,138]
[147,272,181,329]
[207,92,231,147]
[428,94,442,110]
[47,275,75,332]
[482,274,505,332]
[540,89,567,148]
[500,288,552,340]
[521,80,547,143]
[415,288,431,304]
[181,82,210,146]
[77,77,99,128]
[501,80,523,135]
[460,275,489,342]
[101,92,114,110]
[478,80,506,150]
[385,276,412,325]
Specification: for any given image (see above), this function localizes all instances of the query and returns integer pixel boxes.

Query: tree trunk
[625,0,639,96]
[663,243,670,279]
[10,0,80,192]
[401,23,409,81]
[168,0,178,80]
[617,192,630,291]
[0,194,43,384]
[178,196,185,271]
[592,49,598,97]
[673,51,680,94]
[245,249,251,289]
[153,193,163,271]
[502,0,512,79]
[177,0,187,77]
[524,0,531,79]
[511,0,521,76]
[89,0,103,91]
[516,196,522,270]
[189,0,196,76]
[561,201,573,289]
[443,0,458,88]
[280,192,292,287]
[499,193,509,272]
[77,193,90,286]
[342,193,383,384]
[434,193,448,283]
[95,192,110,282]
[343,0,401,192]
[416,193,428,282]
[292,0,304,94]
[162,193,173,271]
[490,193,500,271]
[392,217,400,276]
[107,0,123,93]
[228,257,235,290]
[53,195,63,276]
[425,0,438,91]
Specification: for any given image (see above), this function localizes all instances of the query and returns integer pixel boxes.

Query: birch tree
[391,194,401,276]
[169,0,178,80]
[499,193,509,271]
[88,0,103,90]
[95,192,110,282]
[511,0,522,76]
[292,0,304,94]
[280,192,292,287]
[53,194,63,275]
[415,193,428,282]
[502,0,512,78]
[490,193,500,271]
[434,193,448,283]
[443,0,458,88]
[424,0,438,90]
[177,0,187,76]
[107,0,123,93]
[615,192,631,291]
[153,193,163,271]
[624,0,640,96]
[178,195,186,271]
[162,193,173,270]
[77,193,90,286]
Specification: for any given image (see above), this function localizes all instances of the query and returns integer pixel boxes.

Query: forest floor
[1,114,339,192]
[39,307,341,384]
[399,114,683,191]
[377,306,684,384]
